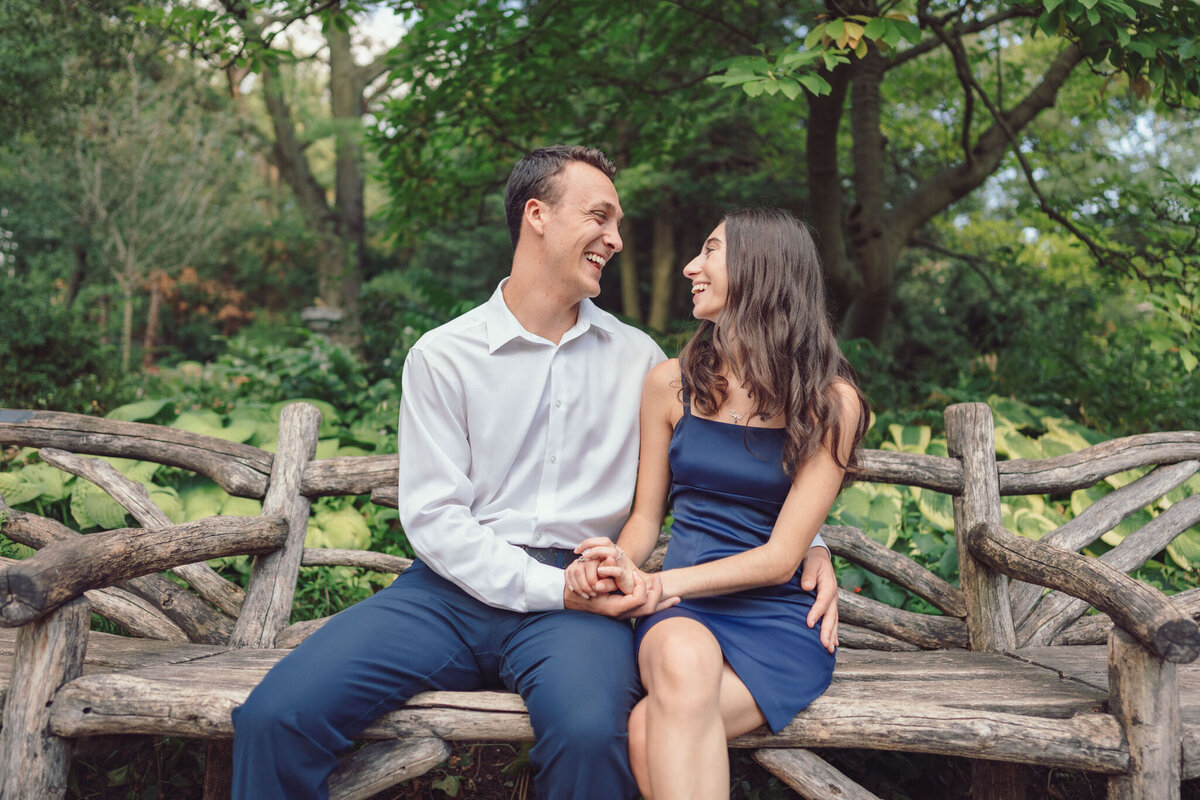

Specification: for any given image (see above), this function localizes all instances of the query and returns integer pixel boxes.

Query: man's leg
[501,610,641,800]
[231,562,495,800]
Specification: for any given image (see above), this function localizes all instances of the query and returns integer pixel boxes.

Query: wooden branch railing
[966,521,1200,663]
[1010,461,1200,625]
[0,500,235,644]
[39,447,246,617]
[0,517,288,627]
[995,432,1200,494]
[821,525,966,617]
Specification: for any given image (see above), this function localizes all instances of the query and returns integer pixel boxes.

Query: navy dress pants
[231,560,641,800]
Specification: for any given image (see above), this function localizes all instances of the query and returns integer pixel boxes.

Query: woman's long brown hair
[679,207,869,476]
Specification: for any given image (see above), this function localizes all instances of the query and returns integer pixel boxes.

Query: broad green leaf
[18,463,69,501]
[863,17,886,39]
[1100,508,1155,546]
[1011,507,1059,539]
[181,483,227,521]
[994,427,1043,460]
[0,472,46,506]
[148,485,185,524]
[106,398,170,422]
[1166,529,1200,570]
[1180,347,1197,373]
[987,396,1043,430]
[71,481,128,530]
[886,423,931,454]
[1071,484,1111,516]
[316,439,341,459]
[913,487,954,531]
[313,507,371,549]
[222,496,263,517]
[102,457,160,484]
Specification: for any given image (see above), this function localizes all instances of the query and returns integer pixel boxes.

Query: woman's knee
[641,624,723,703]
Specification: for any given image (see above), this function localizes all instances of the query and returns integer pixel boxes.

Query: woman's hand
[565,537,623,599]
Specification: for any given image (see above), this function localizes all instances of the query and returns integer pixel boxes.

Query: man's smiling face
[540,161,624,301]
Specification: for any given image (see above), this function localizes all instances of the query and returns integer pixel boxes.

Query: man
[232,145,837,799]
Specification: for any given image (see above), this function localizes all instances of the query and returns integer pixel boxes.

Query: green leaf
[798,74,832,95]
[1166,528,1200,570]
[1045,0,1066,10]
[913,487,955,531]
[70,481,128,530]
[863,17,886,39]
[743,81,767,98]
[826,18,845,39]
[106,398,170,422]
[222,496,263,517]
[1180,347,1198,373]
[313,506,371,549]
[181,483,227,521]
[0,471,45,506]
[779,79,801,100]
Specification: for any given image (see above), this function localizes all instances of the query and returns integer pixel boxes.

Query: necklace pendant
[729,409,743,423]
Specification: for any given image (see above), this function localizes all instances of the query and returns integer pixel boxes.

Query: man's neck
[502,274,581,345]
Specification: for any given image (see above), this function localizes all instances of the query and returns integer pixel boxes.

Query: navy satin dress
[634,400,836,733]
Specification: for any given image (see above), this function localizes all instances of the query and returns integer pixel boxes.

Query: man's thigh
[240,561,500,738]
[501,610,641,730]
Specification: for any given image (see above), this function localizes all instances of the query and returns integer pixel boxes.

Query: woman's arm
[564,359,679,599]
[622,380,862,601]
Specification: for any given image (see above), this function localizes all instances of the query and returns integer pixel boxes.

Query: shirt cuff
[524,561,568,611]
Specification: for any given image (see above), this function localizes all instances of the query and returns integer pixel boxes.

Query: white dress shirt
[398,280,666,612]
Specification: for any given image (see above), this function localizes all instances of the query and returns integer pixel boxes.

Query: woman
[565,207,868,799]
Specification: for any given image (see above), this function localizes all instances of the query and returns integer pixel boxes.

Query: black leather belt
[518,545,581,569]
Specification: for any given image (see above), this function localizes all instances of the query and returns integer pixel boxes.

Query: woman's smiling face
[682,222,728,322]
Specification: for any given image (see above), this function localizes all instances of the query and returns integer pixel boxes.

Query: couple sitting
[232,145,867,800]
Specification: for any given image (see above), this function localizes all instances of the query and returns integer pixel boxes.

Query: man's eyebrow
[591,200,623,224]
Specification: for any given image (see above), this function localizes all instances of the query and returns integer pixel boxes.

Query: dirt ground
[66,737,1200,799]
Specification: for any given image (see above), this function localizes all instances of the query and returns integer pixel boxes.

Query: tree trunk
[806,62,854,327]
[618,216,641,323]
[647,195,675,333]
[327,7,364,344]
[843,46,897,345]
[142,271,163,370]
[120,281,134,373]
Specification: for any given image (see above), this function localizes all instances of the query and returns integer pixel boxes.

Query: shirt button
[550,455,557,463]
[555,400,562,408]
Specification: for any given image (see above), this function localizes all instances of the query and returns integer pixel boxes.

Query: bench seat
[10,625,1197,779]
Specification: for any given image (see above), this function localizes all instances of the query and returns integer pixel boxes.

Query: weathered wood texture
[39,447,246,618]
[753,748,883,800]
[945,403,1015,653]
[1,556,187,642]
[1107,629,1180,800]
[327,738,450,800]
[995,431,1200,495]
[229,403,321,649]
[1018,494,1200,648]
[0,410,272,497]
[968,521,1200,663]
[838,589,968,650]
[820,524,966,616]
[0,597,90,800]
[1055,589,1200,647]
[300,548,412,574]
[0,516,288,627]
[0,502,235,644]
[1010,461,1200,626]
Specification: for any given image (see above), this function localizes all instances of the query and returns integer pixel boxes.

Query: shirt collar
[485,278,616,353]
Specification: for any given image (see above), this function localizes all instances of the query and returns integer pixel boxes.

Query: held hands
[563,537,679,619]
[800,546,840,653]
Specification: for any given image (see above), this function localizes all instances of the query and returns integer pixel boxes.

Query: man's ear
[524,198,549,237]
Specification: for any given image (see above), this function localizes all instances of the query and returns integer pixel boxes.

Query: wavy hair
[679,207,869,477]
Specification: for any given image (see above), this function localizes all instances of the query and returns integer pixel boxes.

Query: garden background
[1,0,1198,797]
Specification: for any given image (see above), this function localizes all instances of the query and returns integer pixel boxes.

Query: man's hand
[800,546,839,653]
[564,569,649,616]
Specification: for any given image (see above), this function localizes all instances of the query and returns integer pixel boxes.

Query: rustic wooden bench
[1,402,1199,800]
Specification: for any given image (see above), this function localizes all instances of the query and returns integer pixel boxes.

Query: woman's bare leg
[635,618,768,800]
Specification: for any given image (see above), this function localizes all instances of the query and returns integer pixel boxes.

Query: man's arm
[397,349,566,612]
